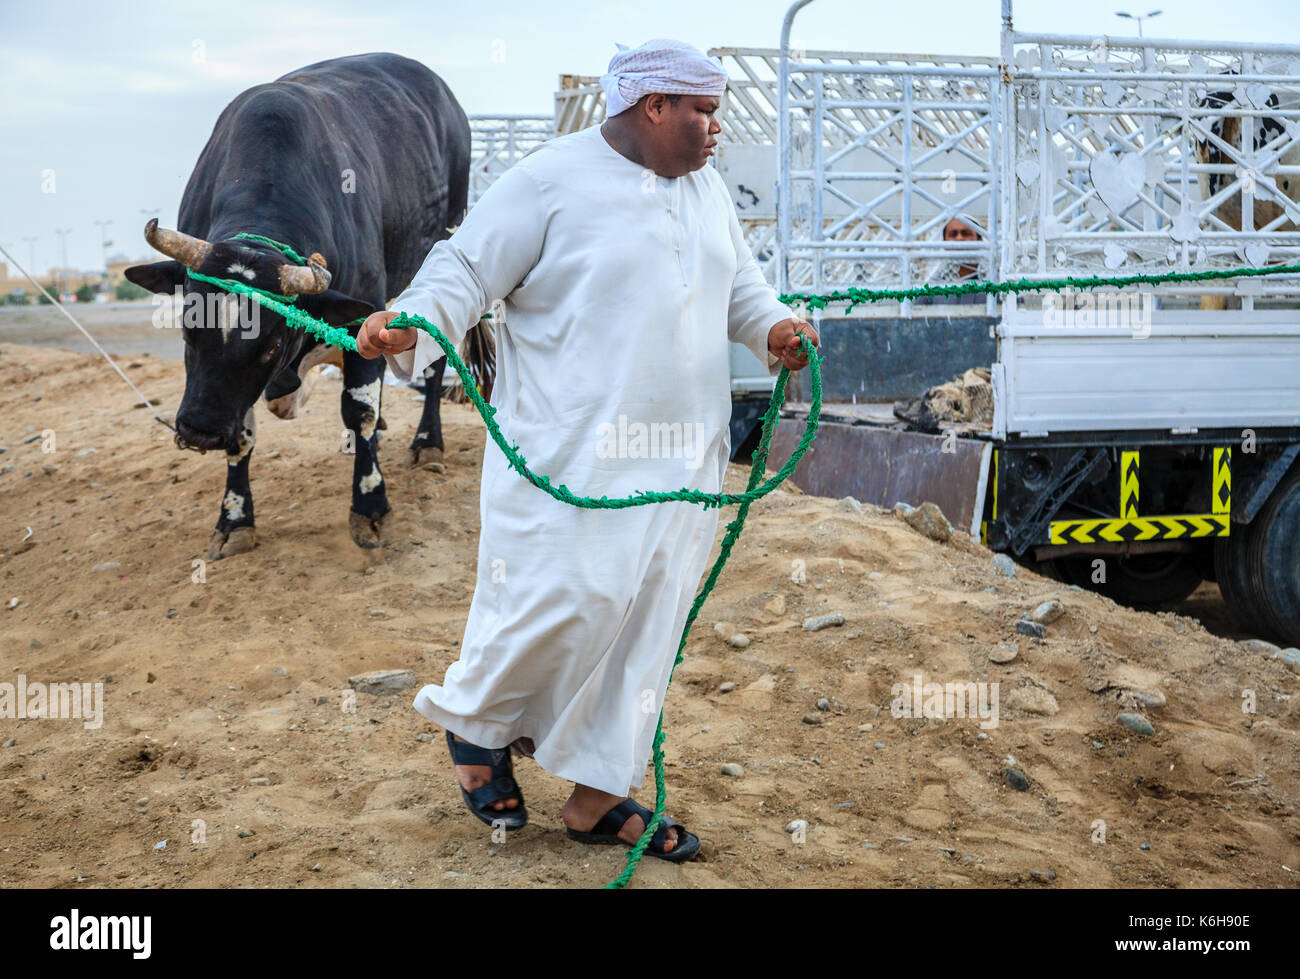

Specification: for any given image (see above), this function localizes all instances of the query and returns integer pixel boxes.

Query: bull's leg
[342,349,390,548]
[209,405,258,559]
[408,357,447,472]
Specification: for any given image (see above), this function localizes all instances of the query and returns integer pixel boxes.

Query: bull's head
[124,220,373,454]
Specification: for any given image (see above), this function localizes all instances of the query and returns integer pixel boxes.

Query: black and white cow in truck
[125,52,489,558]
[1194,68,1300,310]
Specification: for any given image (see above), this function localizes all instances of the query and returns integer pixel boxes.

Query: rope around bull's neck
[191,247,1299,888]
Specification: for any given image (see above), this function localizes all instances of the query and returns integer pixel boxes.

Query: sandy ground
[1,328,1298,889]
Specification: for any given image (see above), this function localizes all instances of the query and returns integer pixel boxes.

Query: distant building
[0,258,151,301]
[106,256,147,289]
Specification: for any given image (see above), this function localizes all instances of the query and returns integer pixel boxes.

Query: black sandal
[445,731,528,829]
[566,797,700,863]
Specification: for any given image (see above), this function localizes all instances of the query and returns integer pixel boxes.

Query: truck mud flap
[765,419,989,534]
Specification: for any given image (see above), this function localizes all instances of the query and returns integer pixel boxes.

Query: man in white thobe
[358,39,818,861]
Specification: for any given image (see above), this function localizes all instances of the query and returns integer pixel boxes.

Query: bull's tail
[447,304,497,404]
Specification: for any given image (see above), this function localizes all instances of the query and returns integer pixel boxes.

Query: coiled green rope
[188,241,1297,888]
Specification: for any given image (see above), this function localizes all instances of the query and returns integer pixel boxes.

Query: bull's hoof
[349,510,388,549]
[409,445,446,473]
[208,526,256,560]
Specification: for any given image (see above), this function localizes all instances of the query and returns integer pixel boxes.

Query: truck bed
[994,310,1300,439]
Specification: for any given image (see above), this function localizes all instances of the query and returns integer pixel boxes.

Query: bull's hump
[277,52,436,89]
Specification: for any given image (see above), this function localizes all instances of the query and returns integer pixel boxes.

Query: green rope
[187,269,301,305]
[179,269,821,888]
[187,253,1298,889]
[601,349,806,887]
[778,261,1300,312]
[230,231,311,267]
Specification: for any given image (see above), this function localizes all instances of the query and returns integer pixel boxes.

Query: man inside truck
[915,213,989,307]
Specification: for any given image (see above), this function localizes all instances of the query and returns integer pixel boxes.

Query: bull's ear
[296,289,375,327]
[123,261,186,294]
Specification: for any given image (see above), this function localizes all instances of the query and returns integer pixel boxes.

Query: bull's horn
[277,257,331,296]
[144,218,212,269]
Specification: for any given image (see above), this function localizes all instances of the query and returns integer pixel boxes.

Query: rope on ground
[0,244,175,431]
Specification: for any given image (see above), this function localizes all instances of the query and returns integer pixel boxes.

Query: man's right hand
[356,310,419,359]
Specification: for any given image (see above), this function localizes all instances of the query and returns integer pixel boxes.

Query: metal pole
[1000,0,1015,302]
[55,227,71,296]
[900,69,913,316]
[812,77,824,298]
[94,219,112,276]
[778,0,815,297]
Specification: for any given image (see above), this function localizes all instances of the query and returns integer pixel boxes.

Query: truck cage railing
[773,0,1300,314]
[999,20,1300,310]
[472,3,1300,315]
[467,114,555,208]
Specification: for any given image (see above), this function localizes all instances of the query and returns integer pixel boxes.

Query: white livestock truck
[759,0,1300,644]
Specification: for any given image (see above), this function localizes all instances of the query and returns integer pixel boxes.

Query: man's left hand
[767,318,819,371]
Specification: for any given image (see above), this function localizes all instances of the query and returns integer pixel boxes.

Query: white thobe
[385,123,791,795]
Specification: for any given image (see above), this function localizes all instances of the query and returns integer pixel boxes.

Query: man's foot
[451,733,519,813]
[561,785,680,853]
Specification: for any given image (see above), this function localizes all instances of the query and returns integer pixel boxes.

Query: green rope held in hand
[601,344,815,888]
[188,253,1298,889]
[374,315,820,887]
[175,269,822,888]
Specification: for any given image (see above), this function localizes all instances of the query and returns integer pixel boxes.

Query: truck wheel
[1213,522,1272,635]
[1244,468,1300,645]
[1046,553,1202,609]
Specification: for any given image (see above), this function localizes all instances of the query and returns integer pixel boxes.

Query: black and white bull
[1194,75,1300,309]
[125,53,490,559]
[1195,83,1299,231]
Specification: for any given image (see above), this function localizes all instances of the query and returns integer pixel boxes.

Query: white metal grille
[1000,31,1300,301]
[467,114,555,207]
[777,54,1001,306]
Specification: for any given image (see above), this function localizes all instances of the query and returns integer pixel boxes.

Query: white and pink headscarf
[599,39,728,118]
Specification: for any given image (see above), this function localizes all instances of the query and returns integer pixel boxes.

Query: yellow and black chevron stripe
[1049,514,1229,545]
[1120,450,1139,518]
[1213,447,1231,515]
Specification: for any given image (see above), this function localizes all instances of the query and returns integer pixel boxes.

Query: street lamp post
[54,227,72,297]
[22,236,37,274]
[93,219,112,271]
[1115,8,1163,37]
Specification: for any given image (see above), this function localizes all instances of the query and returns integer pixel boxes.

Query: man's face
[652,94,722,176]
[943,217,982,278]
[944,218,980,241]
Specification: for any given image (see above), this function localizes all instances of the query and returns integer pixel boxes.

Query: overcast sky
[3,0,1297,273]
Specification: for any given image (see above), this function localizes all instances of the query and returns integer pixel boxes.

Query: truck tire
[1045,553,1202,609]
[1244,468,1300,645]
[1213,522,1273,636]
